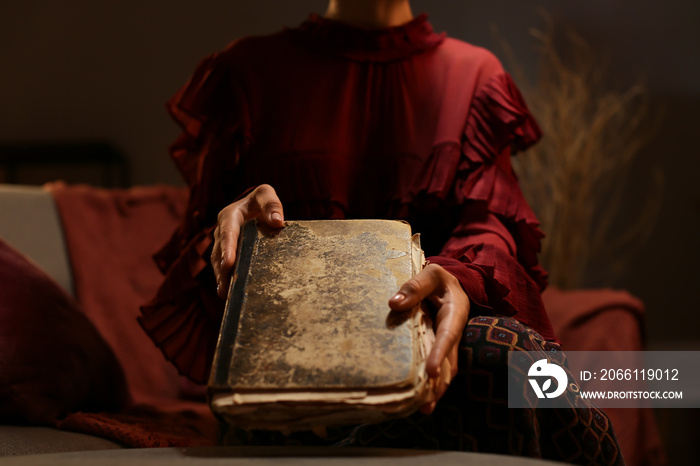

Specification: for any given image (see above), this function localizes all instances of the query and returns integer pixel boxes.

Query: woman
[140,0,623,463]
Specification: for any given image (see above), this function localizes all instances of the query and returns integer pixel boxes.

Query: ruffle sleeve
[427,73,556,341]
[139,49,252,384]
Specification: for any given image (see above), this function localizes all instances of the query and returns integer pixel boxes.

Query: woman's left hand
[388,263,470,414]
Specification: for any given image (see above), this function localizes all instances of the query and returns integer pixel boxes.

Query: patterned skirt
[221,316,624,465]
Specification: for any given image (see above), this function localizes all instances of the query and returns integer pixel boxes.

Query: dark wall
[1,0,698,346]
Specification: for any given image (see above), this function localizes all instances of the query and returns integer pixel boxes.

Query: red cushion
[0,238,128,424]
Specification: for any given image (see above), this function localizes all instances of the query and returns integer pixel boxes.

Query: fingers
[211,184,285,298]
[388,263,443,312]
[448,341,459,380]
[389,263,470,410]
[426,284,468,377]
[425,276,469,377]
[250,184,285,228]
[420,345,457,415]
[420,401,437,415]
[213,206,246,298]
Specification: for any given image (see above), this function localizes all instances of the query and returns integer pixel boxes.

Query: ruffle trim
[139,227,223,384]
[429,246,556,342]
[166,50,251,188]
[141,50,253,383]
[459,73,545,288]
[457,159,547,288]
[292,13,446,63]
[461,72,542,164]
[413,73,546,289]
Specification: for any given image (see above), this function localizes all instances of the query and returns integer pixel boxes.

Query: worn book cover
[208,219,435,432]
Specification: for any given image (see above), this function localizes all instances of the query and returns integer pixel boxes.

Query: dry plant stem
[502,16,662,289]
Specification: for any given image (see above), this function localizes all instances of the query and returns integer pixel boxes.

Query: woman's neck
[323,0,414,28]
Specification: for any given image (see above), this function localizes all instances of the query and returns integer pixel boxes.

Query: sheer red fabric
[140,14,556,383]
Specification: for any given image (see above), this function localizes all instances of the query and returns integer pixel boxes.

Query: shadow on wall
[0,141,130,188]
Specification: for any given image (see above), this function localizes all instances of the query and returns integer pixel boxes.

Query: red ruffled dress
[140,14,557,385]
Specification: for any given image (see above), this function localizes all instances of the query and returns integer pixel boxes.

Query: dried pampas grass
[499,17,663,289]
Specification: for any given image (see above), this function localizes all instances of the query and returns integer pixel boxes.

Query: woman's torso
[223,15,503,244]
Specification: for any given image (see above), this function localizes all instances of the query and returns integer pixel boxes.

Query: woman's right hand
[211,184,285,298]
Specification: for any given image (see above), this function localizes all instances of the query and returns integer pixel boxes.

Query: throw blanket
[543,287,667,466]
[47,182,216,447]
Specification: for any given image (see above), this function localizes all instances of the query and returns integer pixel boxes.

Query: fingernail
[392,293,405,302]
[220,257,225,268]
[271,212,282,222]
[216,283,221,294]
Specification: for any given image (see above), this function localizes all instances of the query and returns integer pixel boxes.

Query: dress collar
[290,13,445,62]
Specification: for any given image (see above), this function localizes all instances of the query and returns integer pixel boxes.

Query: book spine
[209,219,259,389]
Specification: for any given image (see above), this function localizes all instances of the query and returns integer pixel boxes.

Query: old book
[208,219,437,432]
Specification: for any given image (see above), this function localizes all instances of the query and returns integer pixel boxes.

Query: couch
[0,183,665,465]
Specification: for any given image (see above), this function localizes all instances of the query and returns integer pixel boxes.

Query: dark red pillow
[0,238,129,424]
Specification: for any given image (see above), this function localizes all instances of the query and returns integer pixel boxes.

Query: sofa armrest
[0,426,122,456]
[0,184,73,296]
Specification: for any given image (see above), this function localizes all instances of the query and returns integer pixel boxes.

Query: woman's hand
[388,263,470,414]
[211,184,285,298]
